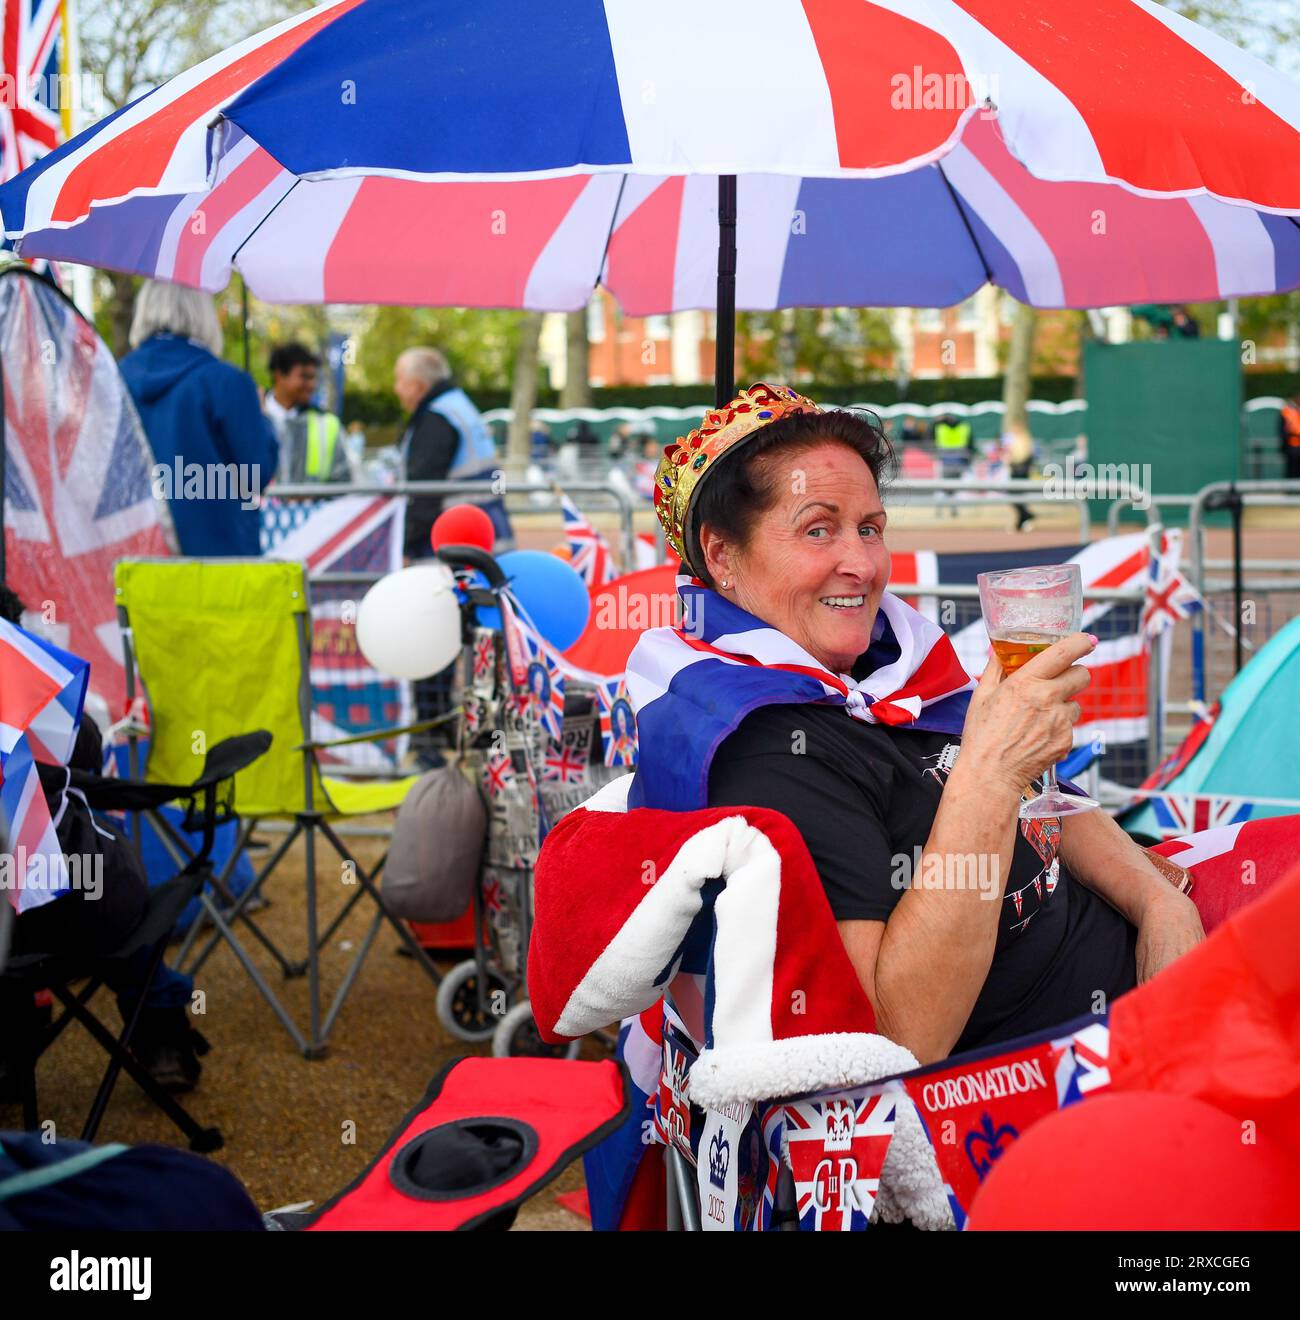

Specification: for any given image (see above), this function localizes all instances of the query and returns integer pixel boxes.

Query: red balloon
[967,1092,1300,1230]
[431,504,495,553]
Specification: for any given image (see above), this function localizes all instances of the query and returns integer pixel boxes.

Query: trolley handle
[436,544,508,588]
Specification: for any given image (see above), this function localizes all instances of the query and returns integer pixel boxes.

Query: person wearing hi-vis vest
[265,342,351,484]
[1280,395,1300,481]
[393,346,513,562]
[934,412,974,479]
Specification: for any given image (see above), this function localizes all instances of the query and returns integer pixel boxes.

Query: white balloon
[356,564,462,680]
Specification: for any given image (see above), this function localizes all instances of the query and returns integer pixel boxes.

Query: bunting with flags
[594,675,638,769]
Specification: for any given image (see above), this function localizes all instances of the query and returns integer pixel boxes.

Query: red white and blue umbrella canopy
[3,0,1300,313]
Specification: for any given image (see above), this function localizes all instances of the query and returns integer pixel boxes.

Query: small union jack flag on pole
[1143,531,1202,638]
[559,489,617,587]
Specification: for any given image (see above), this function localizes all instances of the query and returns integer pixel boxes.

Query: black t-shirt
[707,701,1137,1055]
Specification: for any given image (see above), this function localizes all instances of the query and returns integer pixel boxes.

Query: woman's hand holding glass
[958,633,1096,803]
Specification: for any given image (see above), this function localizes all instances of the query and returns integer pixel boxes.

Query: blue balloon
[497,549,591,651]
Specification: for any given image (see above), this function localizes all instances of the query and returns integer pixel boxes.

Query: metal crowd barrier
[1187,481,1300,703]
[269,477,641,572]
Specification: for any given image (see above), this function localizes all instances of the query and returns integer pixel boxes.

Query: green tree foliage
[352,305,525,395]
[736,308,896,386]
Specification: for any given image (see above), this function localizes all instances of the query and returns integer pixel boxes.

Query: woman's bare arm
[839,753,1021,1063]
[834,634,1096,1063]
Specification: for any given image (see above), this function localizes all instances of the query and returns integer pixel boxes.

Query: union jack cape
[625,576,974,811]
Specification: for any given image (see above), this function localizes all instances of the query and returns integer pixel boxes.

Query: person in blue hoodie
[119,281,277,557]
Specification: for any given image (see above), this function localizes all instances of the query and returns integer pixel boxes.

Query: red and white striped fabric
[4,0,1300,309]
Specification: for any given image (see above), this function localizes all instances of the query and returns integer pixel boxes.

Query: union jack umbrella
[3,0,1300,403]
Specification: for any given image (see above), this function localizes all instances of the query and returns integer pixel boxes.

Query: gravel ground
[0,824,589,1231]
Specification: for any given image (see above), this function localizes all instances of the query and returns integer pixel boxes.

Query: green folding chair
[113,558,445,1057]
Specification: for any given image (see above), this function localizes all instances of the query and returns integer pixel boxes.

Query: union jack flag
[559,490,616,587]
[1052,1018,1112,1106]
[482,747,515,798]
[1150,792,1253,839]
[1,0,65,185]
[472,630,495,682]
[1143,530,1202,638]
[1,269,173,717]
[595,675,638,768]
[0,618,88,913]
[780,1088,901,1231]
[543,739,586,784]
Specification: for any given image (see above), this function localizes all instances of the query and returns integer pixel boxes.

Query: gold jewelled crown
[653,382,822,573]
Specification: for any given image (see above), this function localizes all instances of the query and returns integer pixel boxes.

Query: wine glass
[976,563,1099,819]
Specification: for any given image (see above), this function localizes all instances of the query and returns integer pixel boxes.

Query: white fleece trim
[581,774,634,813]
[687,1032,919,1107]
[690,1032,955,1232]
[708,824,780,1056]
[554,815,770,1037]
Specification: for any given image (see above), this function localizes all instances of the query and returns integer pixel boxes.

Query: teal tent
[1123,616,1300,838]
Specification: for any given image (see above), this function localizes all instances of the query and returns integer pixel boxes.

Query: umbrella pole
[241,278,251,374]
[714,175,737,406]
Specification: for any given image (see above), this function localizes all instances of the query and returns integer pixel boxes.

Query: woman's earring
[721,579,730,589]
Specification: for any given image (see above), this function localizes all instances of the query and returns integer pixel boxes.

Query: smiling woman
[632,382,1204,1066]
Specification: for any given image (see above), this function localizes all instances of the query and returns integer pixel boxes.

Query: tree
[353,306,523,396]
[1002,301,1038,432]
[561,309,591,408]
[736,307,895,387]
[508,313,545,469]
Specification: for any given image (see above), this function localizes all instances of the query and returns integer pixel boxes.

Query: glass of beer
[977,563,1099,819]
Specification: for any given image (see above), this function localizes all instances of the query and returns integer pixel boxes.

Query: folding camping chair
[1,732,270,1152]
[112,559,445,1057]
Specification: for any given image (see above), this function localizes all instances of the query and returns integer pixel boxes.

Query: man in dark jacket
[119,282,277,557]
[393,347,509,560]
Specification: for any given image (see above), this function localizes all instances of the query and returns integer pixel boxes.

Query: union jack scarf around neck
[624,576,975,811]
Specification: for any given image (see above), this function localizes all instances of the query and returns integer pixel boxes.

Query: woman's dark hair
[685,408,895,588]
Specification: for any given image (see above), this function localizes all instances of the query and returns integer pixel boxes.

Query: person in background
[934,411,973,479]
[393,346,509,562]
[119,281,277,557]
[1280,394,1300,481]
[1004,418,1036,532]
[1171,306,1201,339]
[393,348,505,770]
[264,342,350,484]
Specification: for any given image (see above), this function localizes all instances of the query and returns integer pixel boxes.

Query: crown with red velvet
[653,382,822,572]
